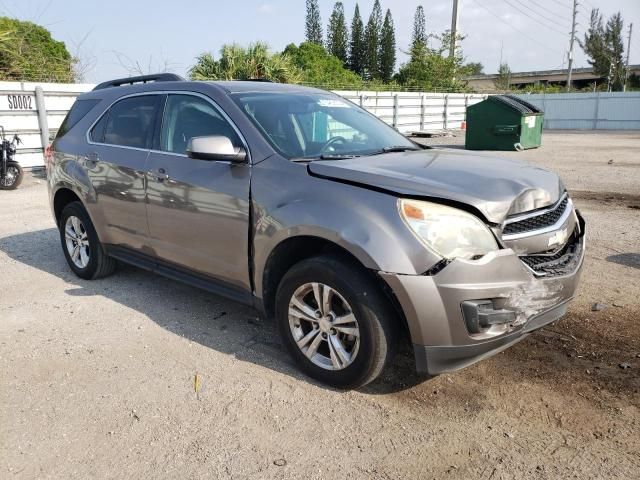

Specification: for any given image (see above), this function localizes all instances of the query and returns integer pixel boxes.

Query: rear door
[144,93,251,291]
[87,94,161,250]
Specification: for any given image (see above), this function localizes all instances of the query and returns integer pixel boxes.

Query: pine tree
[348,3,365,75]
[411,5,427,60]
[495,62,511,90]
[305,0,323,45]
[364,0,382,79]
[378,9,396,82]
[580,9,626,91]
[327,2,349,64]
[605,12,625,90]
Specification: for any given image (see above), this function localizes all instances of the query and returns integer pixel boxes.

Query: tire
[275,255,397,389]
[0,161,23,190]
[59,201,116,280]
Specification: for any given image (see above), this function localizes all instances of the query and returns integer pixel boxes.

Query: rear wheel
[0,161,23,190]
[276,255,397,389]
[59,201,116,280]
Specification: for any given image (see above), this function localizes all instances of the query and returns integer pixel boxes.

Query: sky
[2,0,639,82]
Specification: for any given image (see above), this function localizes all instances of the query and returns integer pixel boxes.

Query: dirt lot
[1,131,639,479]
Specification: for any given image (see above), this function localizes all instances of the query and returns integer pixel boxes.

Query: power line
[516,0,573,28]
[468,0,564,56]
[502,0,568,36]
[546,0,572,11]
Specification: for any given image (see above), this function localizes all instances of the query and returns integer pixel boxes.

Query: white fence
[0,81,94,168]
[512,92,640,130]
[335,90,487,133]
[1,81,639,169]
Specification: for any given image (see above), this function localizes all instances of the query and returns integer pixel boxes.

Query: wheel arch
[53,187,84,226]
[259,235,411,342]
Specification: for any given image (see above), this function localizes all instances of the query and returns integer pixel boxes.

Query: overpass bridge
[465,65,640,91]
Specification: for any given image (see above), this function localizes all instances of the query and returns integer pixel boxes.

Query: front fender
[251,156,440,298]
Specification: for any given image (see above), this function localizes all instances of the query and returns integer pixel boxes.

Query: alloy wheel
[288,282,360,371]
[64,216,90,269]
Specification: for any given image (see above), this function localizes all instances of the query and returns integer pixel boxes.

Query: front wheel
[0,161,23,190]
[276,255,397,389]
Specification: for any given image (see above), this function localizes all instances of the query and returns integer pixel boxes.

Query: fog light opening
[462,300,518,338]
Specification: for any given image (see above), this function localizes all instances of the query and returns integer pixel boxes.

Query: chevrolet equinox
[48,74,585,388]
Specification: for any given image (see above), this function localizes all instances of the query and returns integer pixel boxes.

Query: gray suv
[48,74,585,389]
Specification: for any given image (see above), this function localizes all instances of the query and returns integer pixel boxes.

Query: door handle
[147,168,169,182]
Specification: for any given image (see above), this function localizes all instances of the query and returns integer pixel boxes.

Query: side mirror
[186,136,247,163]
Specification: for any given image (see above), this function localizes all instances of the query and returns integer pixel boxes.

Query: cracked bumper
[380,226,585,375]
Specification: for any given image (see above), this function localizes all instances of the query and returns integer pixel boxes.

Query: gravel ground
[1,131,639,479]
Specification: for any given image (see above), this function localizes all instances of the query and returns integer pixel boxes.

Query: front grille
[503,197,569,235]
[520,233,582,276]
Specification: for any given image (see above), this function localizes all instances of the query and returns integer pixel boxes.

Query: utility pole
[566,0,578,91]
[623,23,633,92]
[449,0,460,59]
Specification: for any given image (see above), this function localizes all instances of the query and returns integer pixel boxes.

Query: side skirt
[105,245,255,308]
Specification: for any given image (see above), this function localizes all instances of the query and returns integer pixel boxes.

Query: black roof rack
[92,73,185,91]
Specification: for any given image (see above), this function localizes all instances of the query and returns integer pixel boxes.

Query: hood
[307,149,563,224]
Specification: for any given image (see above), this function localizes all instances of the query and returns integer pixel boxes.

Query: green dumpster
[465,95,544,151]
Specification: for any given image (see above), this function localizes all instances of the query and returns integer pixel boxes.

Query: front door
[145,93,251,291]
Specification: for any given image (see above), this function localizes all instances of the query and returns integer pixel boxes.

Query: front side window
[232,92,416,159]
[160,94,241,155]
[101,95,159,149]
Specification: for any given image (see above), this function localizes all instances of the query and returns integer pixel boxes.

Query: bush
[0,17,75,82]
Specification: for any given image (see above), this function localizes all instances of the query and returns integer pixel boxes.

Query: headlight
[399,199,498,260]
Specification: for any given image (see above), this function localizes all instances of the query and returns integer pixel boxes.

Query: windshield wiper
[383,146,421,153]
[365,146,421,156]
[291,154,360,162]
[319,154,360,160]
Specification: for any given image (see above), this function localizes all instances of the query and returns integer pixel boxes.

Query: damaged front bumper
[380,214,586,375]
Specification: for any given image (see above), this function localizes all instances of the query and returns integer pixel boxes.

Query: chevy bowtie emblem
[548,228,569,247]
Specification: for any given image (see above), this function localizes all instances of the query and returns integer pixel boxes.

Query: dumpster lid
[490,95,543,114]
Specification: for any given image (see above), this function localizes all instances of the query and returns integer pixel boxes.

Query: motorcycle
[0,126,23,190]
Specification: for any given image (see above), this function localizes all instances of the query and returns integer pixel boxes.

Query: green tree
[494,62,511,90]
[284,42,362,88]
[305,0,323,45]
[605,12,625,90]
[327,2,348,65]
[411,5,427,60]
[378,9,396,83]
[189,42,301,83]
[348,3,365,76]
[461,61,483,76]
[0,17,75,82]
[364,0,383,79]
[580,9,608,75]
[396,30,468,91]
[580,9,626,91]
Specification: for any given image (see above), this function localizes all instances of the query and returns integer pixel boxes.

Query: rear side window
[90,113,108,143]
[57,99,100,139]
[101,95,159,149]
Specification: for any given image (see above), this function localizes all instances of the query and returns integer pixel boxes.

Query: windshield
[231,92,418,159]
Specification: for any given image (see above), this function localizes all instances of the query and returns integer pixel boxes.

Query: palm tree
[189,43,301,83]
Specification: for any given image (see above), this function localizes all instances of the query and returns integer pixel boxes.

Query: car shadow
[606,253,640,270]
[0,227,430,394]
